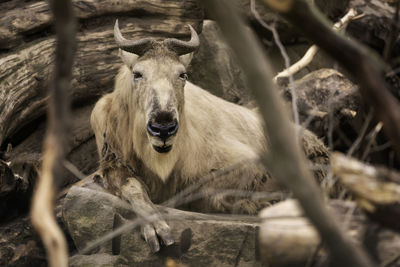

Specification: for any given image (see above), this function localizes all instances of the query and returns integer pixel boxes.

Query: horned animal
[90,21,329,252]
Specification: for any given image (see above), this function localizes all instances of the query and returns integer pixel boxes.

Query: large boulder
[69,254,129,267]
[258,199,400,266]
[189,20,251,106]
[63,185,261,266]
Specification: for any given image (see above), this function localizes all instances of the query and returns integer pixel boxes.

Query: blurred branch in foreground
[30,0,76,266]
[200,0,374,266]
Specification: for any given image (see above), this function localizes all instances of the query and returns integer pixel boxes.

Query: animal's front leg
[120,178,174,252]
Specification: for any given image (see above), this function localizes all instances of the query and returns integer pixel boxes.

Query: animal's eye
[179,72,188,81]
[133,71,143,81]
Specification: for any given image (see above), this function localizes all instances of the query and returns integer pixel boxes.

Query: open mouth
[152,145,172,153]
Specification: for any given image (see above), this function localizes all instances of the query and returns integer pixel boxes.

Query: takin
[90,21,329,252]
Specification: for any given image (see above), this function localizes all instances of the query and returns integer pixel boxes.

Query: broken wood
[332,152,400,230]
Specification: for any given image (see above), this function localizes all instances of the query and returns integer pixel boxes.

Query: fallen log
[282,68,362,139]
[0,0,203,51]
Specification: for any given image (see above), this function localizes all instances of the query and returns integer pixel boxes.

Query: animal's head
[114,20,199,154]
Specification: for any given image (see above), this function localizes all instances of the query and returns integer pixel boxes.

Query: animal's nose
[147,121,179,141]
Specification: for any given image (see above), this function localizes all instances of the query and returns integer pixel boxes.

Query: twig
[274,45,318,82]
[362,122,384,161]
[327,97,335,150]
[305,241,323,267]
[264,0,400,162]
[63,160,86,180]
[273,8,358,82]
[165,188,288,210]
[386,66,400,77]
[30,0,76,266]
[380,252,400,267]
[201,0,374,266]
[162,158,259,208]
[250,0,300,138]
[383,0,400,61]
[347,111,373,157]
[369,142,392,154]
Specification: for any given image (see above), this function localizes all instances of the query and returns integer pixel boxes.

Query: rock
[63,185,261,266]
[0,215,47,267]
[69,254,129,267]
[258,200,320,267]
[258,199,366,267]
[258,198,400,266]
[189,20,252,106]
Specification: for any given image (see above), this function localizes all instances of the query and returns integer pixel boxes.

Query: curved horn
[114,19,155,56]
[163,25,200,55]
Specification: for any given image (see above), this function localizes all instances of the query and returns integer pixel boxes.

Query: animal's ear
[179,52,194,68]
[118,48,139,69]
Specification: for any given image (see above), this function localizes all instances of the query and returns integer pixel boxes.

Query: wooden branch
[200,0,374,266]
[263,0,400,162]
[30,0,76,266]
[274,45,319,82]
[273,8,358,83]
[332,152,400,229]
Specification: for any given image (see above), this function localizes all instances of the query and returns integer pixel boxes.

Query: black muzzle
[147,121,179,142]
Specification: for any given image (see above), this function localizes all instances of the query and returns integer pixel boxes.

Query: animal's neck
[130,113,186,182]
